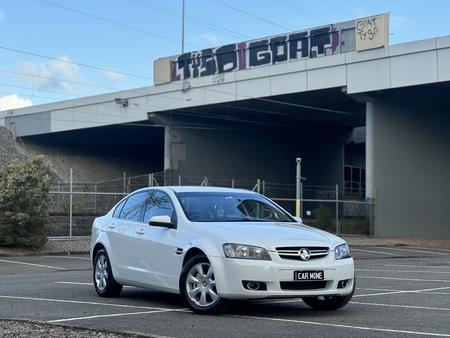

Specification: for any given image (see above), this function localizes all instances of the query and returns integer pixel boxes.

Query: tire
[302,278,355,311]
[93,249,123,297]
[179,254,228,314]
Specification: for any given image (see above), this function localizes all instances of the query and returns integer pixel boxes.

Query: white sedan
[90,186,354,314]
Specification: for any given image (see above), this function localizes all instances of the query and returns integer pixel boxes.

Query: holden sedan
[90,186,354,314]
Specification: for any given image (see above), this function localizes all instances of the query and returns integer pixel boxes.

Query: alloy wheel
[185,262,219,307]
[95,254,109,291]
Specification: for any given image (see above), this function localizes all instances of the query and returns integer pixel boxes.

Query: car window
[176,192,293,222]
[120,191,148,222]
[112,198,127,218]
[143,190,175,223]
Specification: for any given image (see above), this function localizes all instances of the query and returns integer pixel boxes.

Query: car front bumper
[209,254,354,299]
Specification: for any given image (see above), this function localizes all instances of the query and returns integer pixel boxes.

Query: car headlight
[335,243,351,260]
[223,243,271,260]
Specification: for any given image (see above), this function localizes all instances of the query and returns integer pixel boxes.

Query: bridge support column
[367,100,450,238]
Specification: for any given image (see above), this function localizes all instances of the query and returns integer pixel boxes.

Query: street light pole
[181,0,185,53]
[296,157,302,218]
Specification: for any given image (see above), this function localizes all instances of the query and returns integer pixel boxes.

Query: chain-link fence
[47,170,375,238]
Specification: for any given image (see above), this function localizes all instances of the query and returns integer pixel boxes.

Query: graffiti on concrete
[356,18,378,41]
[171,25,348,81]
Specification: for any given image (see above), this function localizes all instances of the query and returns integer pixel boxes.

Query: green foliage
[340,218,369,235]
[0,155,54,248]
[312,207,334,231]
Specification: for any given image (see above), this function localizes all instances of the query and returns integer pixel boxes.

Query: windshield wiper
[225,218,267,222]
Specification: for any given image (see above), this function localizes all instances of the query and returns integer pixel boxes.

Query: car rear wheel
[302,279,355,310]
[93,249,123,297]
[180,254,227,314]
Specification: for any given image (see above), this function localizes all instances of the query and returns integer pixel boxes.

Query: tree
[0,155,54,248]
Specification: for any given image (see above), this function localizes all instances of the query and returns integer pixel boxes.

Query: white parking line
[384,264,450,269]
[350,248,401,256]
[351,301,450,312]
[0,295,185,312]
[357,276,450,282]
[54,281,91,286]
[0,259,66,270]
[357,287,401,292]
[405,246,450,253]
[356,268,450,275]
[353,286,450,298]
[43,255,91,261]
[54,281,134,288]
[48,309,174,323]
[227,314,450,337]
[357,287,450,296]
[376,247,449,256]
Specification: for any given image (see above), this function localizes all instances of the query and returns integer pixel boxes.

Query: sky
[1,0,450,110]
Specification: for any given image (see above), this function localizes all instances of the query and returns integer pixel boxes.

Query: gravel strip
[0,319,159,338]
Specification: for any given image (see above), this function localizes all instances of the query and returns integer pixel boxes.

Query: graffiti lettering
[171,19,364,81]
[356,18,378,41]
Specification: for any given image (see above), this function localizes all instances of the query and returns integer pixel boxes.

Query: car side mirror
[293,216,302,223]
[149,215,176,229]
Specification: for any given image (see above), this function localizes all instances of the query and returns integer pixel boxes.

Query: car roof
[133,186,255,194]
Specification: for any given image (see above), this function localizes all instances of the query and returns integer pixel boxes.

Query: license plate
[293,271,324,281]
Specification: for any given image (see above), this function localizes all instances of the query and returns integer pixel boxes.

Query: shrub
[0,155,54,249]
[312,207,334,231]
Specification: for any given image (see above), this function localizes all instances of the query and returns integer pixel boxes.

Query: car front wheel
[179,254,227,314]
[93,249,123,297]
[302,279,355,310]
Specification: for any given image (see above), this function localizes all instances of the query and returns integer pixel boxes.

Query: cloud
[17,55,81,92]
[0,94,32,111]
[391,16,413,30]
[193,33,219,46]
[102,69,123,83]
[0,9,5,22]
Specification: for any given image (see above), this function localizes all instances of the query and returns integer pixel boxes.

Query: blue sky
[1,0,450,109]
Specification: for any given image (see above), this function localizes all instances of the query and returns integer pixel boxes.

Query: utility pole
[181,0,185,53]
[296,158,302,218]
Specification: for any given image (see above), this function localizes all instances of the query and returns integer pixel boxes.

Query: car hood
[192,221,344,251]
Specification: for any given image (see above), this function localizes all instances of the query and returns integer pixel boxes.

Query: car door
[133,189,177,288]
[110,191,149,282]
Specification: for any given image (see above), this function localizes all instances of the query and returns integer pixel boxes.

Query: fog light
[242,280,267,291]
[337,279,349,289]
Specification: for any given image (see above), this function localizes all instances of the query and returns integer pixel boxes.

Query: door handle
[108,225,116,229]
[136,229,145,235]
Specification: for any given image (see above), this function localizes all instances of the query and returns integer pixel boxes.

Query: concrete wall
[23,141,162,183]
[19,125,165,183]
[0,127,27,169]
[369,101,450,238]
[168,125,350,189]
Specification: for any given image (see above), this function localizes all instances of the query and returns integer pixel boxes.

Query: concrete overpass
[1,16,450,238]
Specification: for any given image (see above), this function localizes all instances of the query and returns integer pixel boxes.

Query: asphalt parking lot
[1,245,450,337]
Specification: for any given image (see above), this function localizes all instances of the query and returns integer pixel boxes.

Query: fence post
[178,175,182,186]
[148,173,153,187]
[231,179,235,188]
[296,158,302,218]
[94,183,97,215]
[122,172,127,194]
[335,184,339,234]
[69,168,73,243]
[262,180,266,195]
[256,179,261,193]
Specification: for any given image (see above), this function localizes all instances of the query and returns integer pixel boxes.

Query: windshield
[175,192,294,223]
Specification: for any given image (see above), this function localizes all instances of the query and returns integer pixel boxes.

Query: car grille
[280,281,327,290]
[276,246,329,260]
